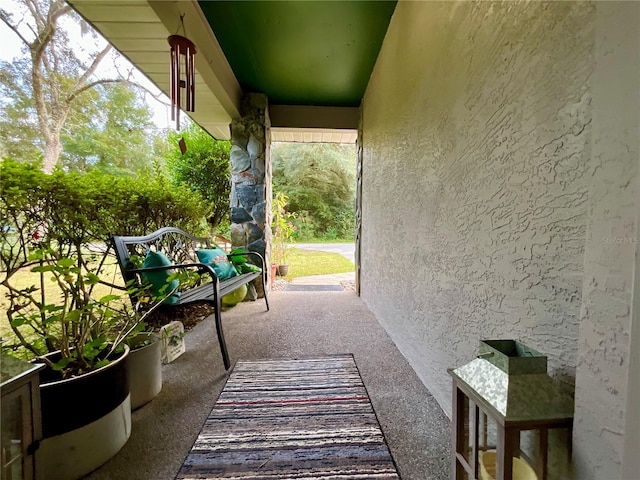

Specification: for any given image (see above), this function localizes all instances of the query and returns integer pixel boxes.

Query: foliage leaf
[57,258,76,268]
[99,294,121,304]
[31,265,55,273]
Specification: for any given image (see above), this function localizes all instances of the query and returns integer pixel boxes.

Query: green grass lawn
[280,248,354,280]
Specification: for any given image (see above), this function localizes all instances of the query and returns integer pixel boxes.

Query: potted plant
[126,330,162,410]
[1,238,167,479]
[0,158,198,479]
[271,192,297,276]
[0,245,145,480]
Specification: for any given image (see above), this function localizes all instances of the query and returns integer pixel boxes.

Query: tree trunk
[43,137,63,174]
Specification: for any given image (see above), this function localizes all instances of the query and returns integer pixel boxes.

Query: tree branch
[66,78,127,104]
[0,9,31,47]
[111,59,171,108]
[29,1,71,147]
[138,84,172,109]
[25,0,45,31]
[71,44,112,96]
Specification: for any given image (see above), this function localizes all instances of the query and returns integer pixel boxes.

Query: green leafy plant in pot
[5,247,145,376]
[271,192,297,276]
[2,244,167,480]
[0,157,198,479]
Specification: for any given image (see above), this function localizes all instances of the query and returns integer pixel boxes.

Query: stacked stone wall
[229,93,271,260]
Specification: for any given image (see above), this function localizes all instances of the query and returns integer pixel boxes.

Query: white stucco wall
[623,203,640,478]
[574,2,639,478]
[361,1,638,478]
[362,0,593,411]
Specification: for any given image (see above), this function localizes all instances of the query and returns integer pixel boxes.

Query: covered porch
[84,288,451,479]
[67,1,639,479]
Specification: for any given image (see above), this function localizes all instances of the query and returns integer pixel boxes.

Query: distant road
[291,243,355,264]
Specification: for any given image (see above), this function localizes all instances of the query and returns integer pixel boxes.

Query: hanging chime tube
[168,35,197,130]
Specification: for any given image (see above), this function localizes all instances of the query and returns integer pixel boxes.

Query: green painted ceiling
[198,1,397,107]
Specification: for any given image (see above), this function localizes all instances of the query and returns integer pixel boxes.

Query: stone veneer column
[229,93,272,288]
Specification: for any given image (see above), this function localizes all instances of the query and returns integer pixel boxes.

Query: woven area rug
[175,354,400,479]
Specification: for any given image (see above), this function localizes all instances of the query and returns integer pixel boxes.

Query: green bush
[0,159,209,247]
[165,123,231,234]
[0,159,210,360]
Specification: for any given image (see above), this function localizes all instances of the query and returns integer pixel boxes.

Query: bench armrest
[226,251,267,281]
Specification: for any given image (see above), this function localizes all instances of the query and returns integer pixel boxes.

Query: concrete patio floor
[85,286,451,480]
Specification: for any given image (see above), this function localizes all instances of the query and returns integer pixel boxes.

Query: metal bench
[112,227,269,370]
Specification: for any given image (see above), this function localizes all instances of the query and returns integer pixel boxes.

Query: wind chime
[168,20,197,139]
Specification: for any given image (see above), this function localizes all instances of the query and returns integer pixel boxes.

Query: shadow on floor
[85,290,451,480]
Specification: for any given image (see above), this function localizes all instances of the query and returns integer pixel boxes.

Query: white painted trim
[271,128,357,144]
[148,0,242,120]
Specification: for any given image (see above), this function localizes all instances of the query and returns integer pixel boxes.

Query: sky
[0,4,173,130]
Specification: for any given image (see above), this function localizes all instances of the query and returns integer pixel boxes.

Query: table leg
[497,427,519,480]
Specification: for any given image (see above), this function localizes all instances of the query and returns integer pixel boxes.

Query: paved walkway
[289,271,355,285]
[85,290,451,480]
[291,243,355,263]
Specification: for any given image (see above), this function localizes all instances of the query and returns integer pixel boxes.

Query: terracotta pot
[271,263,278,282]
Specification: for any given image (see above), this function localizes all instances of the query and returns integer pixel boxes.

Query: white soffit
[68,0,242,140]
[271,128,357,144]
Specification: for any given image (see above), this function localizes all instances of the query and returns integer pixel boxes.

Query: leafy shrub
[165,123,231,234]
[0,159,209,245]
[0,159,210,363]
[271,192,297,264]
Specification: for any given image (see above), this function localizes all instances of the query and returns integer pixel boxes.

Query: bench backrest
[112,227,212,285]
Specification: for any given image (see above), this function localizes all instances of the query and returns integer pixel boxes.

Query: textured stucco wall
[362,0,593,412]
[573,2,639,478]
[623,206,640,478]
[361,1,639,478]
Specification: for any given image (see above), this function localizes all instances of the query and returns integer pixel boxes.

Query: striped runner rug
[175,354,400,479]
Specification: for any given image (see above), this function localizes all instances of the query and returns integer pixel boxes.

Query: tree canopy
[0,0,160,174]
[271,143,356,240]
[61,83,156,174]
[165,123,232,233]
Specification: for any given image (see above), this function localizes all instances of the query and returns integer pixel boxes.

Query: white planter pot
[38,345,131,480]
[128,332,162,410]
[40,397,131,480]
